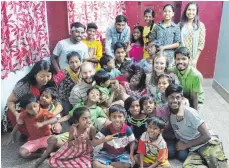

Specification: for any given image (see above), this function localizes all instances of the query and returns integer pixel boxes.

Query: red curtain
[1,1,50,79]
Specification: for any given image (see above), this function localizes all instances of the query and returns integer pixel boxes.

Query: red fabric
[30,85,41,97]
[53,70,66,86]
[137,139,146,154]
[115,76,127,86]
[128,44,144,62]
[1,1,50,79]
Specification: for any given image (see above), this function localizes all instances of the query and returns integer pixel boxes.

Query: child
[99,55,122,79]
[123,64,147,99]
[92,104,136,168]
[48,107,96,168]
[135,117,170,168]
[6,94,56,159]
[128,26,144,62]
[114,42,131,70]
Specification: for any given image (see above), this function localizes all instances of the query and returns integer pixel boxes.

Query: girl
[149,4,180,67]
[48,107,96,168]
[123,64,147,99]
[128,25,144,62]
[143,8,156,59]
[180,2,206,68]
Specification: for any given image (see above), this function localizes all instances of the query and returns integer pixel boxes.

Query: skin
[153,56,167,75]
[68,56,81,73]
[146,42,157,58]
[129,100,140,117]
[86,28,96,41]
[144,13,154,26]
[80,62,95,84]
[133,28,142,42]
[103,58,116,71]
[39,91,53,109]
[115,22,126,33]
[129,75,140,90]
[158,77,170,93]
[115,48,126,64]
[142,99,155,116]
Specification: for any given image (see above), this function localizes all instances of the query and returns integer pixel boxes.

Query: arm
[51,55,61,73]
[5,124,19,145]
[193,92,198,110]
[148,161,161,168]
[97,42,103,61]
[139,154,144,168]
[105,28,114,57]
[52,103,63,116]
[86,126,97,146]
[194,23,206,63]
[37,114,71,128]
[160,43,180,51]
[91,133,118,147]
[104,92,115,107]
[129,141,136,163]
[68,126,75,146]
[7,93,20,120]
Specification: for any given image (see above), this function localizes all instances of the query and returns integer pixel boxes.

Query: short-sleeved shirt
[138,132,169,163]
[123,82,147,99]
[137,59,152,74]
[128,44,144,62]
[171,66,204,106]
[100,68,122,79]
[53,38,89,69]
[13,82,38,100]
[18,107,54,140]
[82,40,103,61]
[95,84,111,102]
[95,123,135,154]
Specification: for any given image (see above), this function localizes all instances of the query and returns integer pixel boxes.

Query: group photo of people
[2,1,229,168]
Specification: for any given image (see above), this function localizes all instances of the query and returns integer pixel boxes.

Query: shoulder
[58,38,70,45]
[199,22,205,29]
[79,41,88,48]
[190,67,203,79]
[184,106,202,119]
[124,124,134,135]
[140,132,147,140]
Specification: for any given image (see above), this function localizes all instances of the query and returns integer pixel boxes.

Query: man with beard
[165,83,228,168]
[105,15,131,57]
[51,22,89,72]
[171,47,204,110]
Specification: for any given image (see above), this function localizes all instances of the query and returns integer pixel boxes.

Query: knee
[92,161,101,168]
[177,150,189,161]
[47,136,58,145]
[167,143,176,159]
[19,147,30,158]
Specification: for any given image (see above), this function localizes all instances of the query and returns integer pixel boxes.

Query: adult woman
[6,60,63,136]
[180,2,206,67]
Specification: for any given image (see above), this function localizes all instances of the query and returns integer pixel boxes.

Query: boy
[114,42,131,70]
[92,104,135,168]
[165,83,228,168]
[100,55,122,79]
[171,47,204,110]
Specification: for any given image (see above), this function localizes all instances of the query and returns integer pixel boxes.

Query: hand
[104,133,118,142]
[176,141,188,151]
[35,122,43,128]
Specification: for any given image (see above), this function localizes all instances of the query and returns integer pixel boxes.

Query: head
[115,15,128,33]
[124,96,140,117]
[94,70,111,87]
[86,22,98,40]
[67,51,82,72]
[153,54,169,74]
[70,22,86,43]
[181,2,200,29]
[139,95,156,115]
[100,55,115,71]
[86,87,101,104]
[165,83,183,113]
[131,26,144,46]
[120,60,134,80]
[109,104,127,130]
[114,42,127,64]
[80,62,95,84]
[146,40,160,57]
[174,47,190,71]
[144,8,155,25]
[163,4,175,21]
[129,65,146,90]
[20,94,39,116]
[19,60,54,87]
[72,107,91,128]
[40,87,58,108]
[157,74,174,93]
[147,117,166,140]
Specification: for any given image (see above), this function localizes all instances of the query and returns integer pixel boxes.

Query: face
[146,43,157,56]
[133,28,142,40]
[35,70,52,86]
[186,4,197,20]
[26,102,40,116]
[144,13,153,24]
[106,58,115,70]
[78,111,91,128]
[153,57,166,73]
[71,29,85,42]
[129,100,140,116]
[147,123,162,140]
[115,22,126,33]
[100,79,111,88]
[110,111,126,130]
[69,56,81,72]
[130,75,140,88]
[175,54,189,71]
[40,91,53,107]
[115,48,126,63]
[163,6,174,21]
[158,77,170,93]
[86,28,96,40]
[142,99,155,115]
[167,92,182,110]
[81,64,95,83]
[88,89,100,103]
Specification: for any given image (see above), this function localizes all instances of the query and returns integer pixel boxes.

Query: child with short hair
[48,107,96,168]
[92,104,135,168]
[114,42,131,70]
[135,117,170,168]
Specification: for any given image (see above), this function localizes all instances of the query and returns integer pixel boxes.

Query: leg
[183,152,207,168]
[19,147,43,159]
[111,162,130,168]
[166,140,176,159]
[177,150,189,162]
[93,160,113,168]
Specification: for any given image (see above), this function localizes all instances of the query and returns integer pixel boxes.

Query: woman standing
[180,2,206,68]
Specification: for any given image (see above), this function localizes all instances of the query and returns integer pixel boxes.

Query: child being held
[134,116,170,168]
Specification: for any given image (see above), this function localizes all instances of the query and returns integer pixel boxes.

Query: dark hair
[94,70,110,85]
[66,51,81,63]
[124,96,139,115]
[86,87,100,96]
[129,64,146,91]
[41,87,58,101]
[165,83,183,97]
[180,2,200,30]
[87,22,98,30]
[144,8,155,39]
[120,60,134,81]
[147,116,166,129]
[131,26,144,46]
[109,104,127,117]
[146,40,161,54]
[72,107,90,122]
[139,95,155,111]
[114,42,127,53]
[19,93,38,109]
[70,22,86,30]
[157,74,174,85]
[174,47,190,59]
[115,15,127,23]
[163,4,175,12]
[99,55,114,68]
[18,60,55,87]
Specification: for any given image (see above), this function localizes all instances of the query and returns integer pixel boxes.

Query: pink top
[128,43,143,62]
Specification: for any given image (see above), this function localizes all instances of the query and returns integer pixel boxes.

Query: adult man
[51,22,89,72]
[165,83,228,168]
[105,15,131,57]
[171,47,204,110]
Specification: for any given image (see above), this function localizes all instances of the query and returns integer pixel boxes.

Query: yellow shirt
[143,25,156,59]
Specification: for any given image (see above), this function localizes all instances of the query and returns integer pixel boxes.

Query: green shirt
[171,66,204,106]
[95,85,111,101]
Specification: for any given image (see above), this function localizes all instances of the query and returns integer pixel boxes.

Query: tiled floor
[1,79,229,168]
